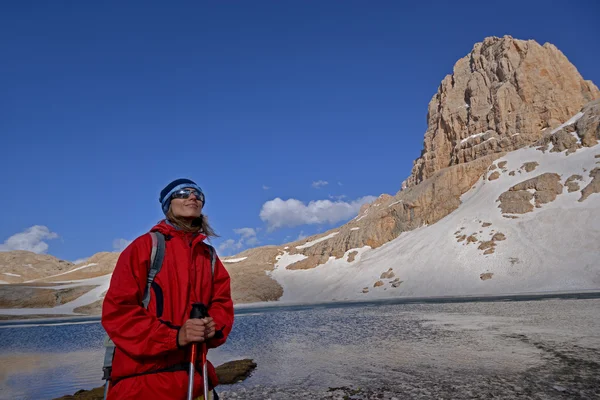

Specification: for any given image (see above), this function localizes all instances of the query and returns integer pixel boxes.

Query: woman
[101,178,234,399]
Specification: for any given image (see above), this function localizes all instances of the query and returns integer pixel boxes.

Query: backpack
[101,231,217,394]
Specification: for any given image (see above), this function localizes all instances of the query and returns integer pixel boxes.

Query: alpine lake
[1,292,599,400]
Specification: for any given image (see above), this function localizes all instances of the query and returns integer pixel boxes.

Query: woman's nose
[189,192,200,201]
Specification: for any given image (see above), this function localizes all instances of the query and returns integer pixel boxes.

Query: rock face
[566,175,583,192]
[489,171,501,181]
[0,285,95,308]
[0,251,120,284]
[404,35,599,188]
[214,358,257,384]
[578,100,600,147]
[498,173,563,214]
[536,99,600,155]
[47,252,120,282]
[0,251,74,283]
[380,268,395,279]
[480,273,494,281]
[521,162,539,173]
[580,167,600,202]
[223,247,284,303]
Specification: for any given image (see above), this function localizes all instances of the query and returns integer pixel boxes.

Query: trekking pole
[103,379,110,400]
[201,334,209,400]
[187,303,209,400]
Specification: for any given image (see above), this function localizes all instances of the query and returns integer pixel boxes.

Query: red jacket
[101,220,234,399]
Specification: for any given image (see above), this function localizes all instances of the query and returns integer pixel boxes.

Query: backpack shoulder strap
[142,231,166,309]
[205,243,217,302]
[206,243,217,278]
[103,231,166,388]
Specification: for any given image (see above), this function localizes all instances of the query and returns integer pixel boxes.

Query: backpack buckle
[102,366,112,381]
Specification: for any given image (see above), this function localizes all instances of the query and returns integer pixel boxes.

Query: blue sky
[1,1,599,261]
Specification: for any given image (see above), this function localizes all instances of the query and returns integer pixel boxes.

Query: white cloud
[72,257,90,265]
[296,231,307,241]
[312,180,329,189]
[113,238,132,252]
[233,228,257,238]
[329,194,347,201]
[259,195,377,231]
[263,185,270,190]
[0,226,59,254]
[218,239,241,253]
[219,227,260,254]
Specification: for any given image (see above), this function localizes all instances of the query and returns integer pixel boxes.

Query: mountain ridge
[1,35,599,316]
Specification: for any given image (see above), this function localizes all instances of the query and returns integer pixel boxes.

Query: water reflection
[1,299,599,399]
[0,350,103,399]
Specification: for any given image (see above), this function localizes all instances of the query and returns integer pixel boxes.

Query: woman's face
[170,187,203,219]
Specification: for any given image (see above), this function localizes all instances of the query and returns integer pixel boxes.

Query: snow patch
[461,132,487,144]
[295,232,339,249]
[350,227,360,231]
[0,274,112,316]
[222,257,247,263]
[550,112,584,135]
[273,252,308,271]
[3,273,21,277]
[25,263,99,283]
[270,247,372,302]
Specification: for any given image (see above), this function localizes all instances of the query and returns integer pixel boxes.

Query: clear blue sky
[1,1,599,260]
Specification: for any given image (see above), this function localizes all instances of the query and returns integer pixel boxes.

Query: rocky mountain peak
[403,35,600,188]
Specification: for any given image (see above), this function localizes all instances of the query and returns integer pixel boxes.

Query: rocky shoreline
[53,359,257,400]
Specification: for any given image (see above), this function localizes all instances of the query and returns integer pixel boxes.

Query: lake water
[1,295,600,399]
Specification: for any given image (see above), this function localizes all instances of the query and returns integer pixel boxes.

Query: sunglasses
[171,189,205,204]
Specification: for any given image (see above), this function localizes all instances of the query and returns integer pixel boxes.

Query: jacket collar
[151,219,207,245]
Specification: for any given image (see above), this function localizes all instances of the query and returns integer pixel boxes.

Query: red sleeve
[101,234,179,359]
[207,256,234,349]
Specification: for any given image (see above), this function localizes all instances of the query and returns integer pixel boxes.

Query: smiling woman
[162,179,217,236]
[100,177,234,399]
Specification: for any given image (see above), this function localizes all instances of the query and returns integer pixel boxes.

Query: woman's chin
[175,213,200,220]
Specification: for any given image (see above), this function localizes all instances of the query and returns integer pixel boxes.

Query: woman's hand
[203,317,216,339]
[178,319,206,347]
[177,317,216,347]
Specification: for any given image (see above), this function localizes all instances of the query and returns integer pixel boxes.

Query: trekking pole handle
[189,303,208,366]
[187,303,209,400]
[190,303,209,319]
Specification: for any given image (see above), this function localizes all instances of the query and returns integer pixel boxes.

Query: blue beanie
[159,178,204,215]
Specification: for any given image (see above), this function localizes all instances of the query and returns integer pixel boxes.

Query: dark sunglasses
[171,189,205,204]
